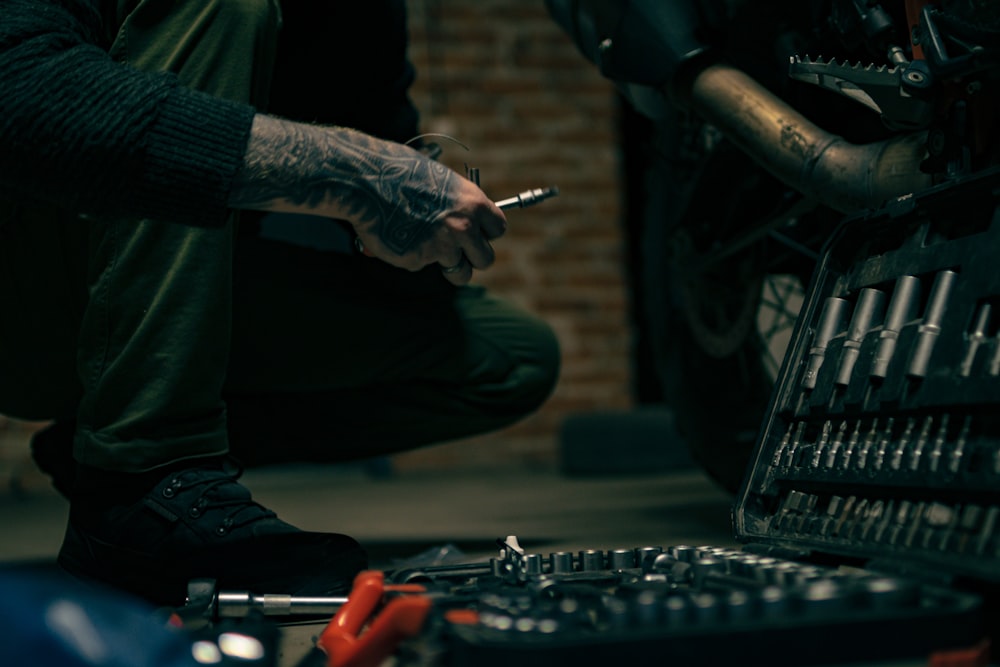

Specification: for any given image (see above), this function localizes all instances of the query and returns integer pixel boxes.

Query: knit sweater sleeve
[0,0,256,227]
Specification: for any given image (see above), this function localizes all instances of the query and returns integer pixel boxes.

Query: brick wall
[391,0,632,470]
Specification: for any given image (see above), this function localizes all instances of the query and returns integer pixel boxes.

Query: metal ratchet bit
[802,297,850,390]
[960,303,992,377]
[182,578,348,620]
[872,275,921,379]
[908,270,958,378]
[927,414,950,473]
[836,288,886,387]
[464,165,558,211]
[809,421,833,468]
[494,186,560,211]
[889,417,917,472]
[906,415,934,472]
[948,415,972,475]
[838,422,862,470]
[214,591,348,618]
[823,421,848,468]
[856,418,881,470]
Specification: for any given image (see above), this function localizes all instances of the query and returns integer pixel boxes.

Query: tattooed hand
[229,114,507,285]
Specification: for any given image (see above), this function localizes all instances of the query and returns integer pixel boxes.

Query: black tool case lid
[734,167,1000,588]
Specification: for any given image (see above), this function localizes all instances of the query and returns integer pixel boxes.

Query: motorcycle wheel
[640,116,835,492]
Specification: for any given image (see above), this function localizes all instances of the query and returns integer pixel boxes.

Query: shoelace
[160,462,277,536]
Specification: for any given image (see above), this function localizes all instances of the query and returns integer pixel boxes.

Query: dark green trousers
[0,0,559,472]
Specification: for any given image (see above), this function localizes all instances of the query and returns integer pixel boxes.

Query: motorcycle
[547,0,1000,490]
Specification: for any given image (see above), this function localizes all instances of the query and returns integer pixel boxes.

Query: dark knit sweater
[0,0,256,227]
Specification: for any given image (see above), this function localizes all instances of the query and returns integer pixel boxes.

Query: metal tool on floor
[180,578,349,622]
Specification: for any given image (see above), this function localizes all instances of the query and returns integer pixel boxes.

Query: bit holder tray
[738,166,1000,585]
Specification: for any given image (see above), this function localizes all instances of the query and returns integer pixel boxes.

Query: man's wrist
[229,114,457,254]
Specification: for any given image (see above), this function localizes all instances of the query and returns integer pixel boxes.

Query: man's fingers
[460,234,495,269]
[354,188,504,278]
[479,202,507,240]
[438,251,466,274]
[441,208,499,269]
[439,255,472,285]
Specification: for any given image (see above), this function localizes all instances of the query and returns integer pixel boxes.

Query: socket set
[738,166,1000,588]
[378,170,1000,666]
[387,538,982,666]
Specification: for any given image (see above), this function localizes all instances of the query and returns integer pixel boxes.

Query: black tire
[639,113,833,492]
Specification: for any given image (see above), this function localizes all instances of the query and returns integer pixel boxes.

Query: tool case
[365,167,1000,667]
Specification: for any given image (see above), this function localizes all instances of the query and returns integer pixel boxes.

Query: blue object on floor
[0,568,277,666]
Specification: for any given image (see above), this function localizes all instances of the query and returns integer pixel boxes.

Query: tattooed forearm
[229,114,455,254]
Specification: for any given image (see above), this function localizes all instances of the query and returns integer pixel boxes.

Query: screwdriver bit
[889,417,917,471]
[824,421,848,468]
[908,414,936,472]
[948,416,972,475]
[856,419,881,470]
[838,422,862,470]
[927,414,950,473]
[959,302,992,377]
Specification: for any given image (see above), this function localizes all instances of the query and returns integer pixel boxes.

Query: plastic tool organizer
[365,169,1000,667]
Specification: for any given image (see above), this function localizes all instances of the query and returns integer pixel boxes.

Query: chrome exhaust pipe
[685,63,932,214]
[545,0,932,212]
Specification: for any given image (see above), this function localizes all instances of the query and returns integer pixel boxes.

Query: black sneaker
[58,459,366,606]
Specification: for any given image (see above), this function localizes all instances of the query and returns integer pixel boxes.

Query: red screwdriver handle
[317,570,432,667]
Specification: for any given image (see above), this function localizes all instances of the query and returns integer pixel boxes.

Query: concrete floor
[2,461,988,667]
[0,465,738,563]
[0,461,739,665]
